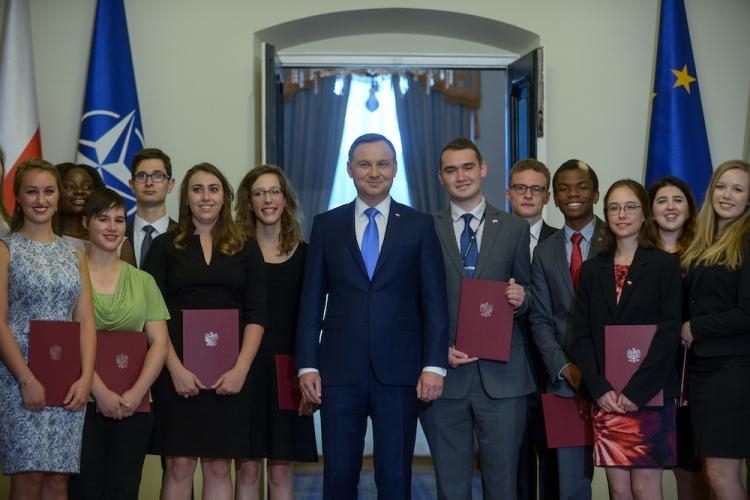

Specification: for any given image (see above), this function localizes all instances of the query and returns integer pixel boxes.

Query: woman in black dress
[680,160,750,500]
[143,163,266,500]
[234,164,317,500]
[648,177,710,500]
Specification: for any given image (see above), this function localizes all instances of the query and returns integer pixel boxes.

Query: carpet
[294,471,483,499]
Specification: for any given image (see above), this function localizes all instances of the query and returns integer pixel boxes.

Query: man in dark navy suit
[296,133,448,500]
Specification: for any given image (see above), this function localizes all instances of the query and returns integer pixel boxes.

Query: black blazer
[570,247,682,407]
[684,235,750,357]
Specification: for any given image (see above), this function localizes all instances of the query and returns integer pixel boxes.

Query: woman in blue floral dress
[0,160,97,499]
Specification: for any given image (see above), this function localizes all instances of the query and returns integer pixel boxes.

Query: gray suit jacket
[529,217,605,397]
[434,203,536,400]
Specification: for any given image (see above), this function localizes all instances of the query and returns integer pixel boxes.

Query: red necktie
[570,232,583,291]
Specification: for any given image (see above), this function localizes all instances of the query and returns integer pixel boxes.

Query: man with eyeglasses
[127,148,176,267]
[421,137,534,499]
[530,159,605,500]
[506,159,560,500]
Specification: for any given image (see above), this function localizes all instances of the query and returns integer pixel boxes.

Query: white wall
[1,0,747,226]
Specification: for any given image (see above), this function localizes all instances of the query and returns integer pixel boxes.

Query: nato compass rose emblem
[77,109,144,216]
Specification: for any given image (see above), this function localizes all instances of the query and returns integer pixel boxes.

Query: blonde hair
[235,164,302,256]
[681,160,750,271]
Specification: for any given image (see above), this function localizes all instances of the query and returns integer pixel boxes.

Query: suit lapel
[474,206,502,278]
[373,201,405,278]
[597,254,618,318]
[588,217,606,258]
[553,231,575,297]
[344,202,369,279]
[616,248,649,312]
[434,208,466,277]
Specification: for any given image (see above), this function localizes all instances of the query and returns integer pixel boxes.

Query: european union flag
[645,0,712,206]
[76,0,143,216]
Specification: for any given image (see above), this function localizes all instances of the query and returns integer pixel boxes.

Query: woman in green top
[68,188,170,500]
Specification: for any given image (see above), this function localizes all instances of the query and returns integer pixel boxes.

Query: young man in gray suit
[421,137,536,500]
[530,159,604,500]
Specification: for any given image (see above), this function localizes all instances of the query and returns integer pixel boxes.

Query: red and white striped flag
[0,0,43,212]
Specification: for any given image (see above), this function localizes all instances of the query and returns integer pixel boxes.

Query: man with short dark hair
[127,148,176,267]
[530,159,603,500]
[507,158,559,500]
[296,133,448,499]
[421,137,535,499]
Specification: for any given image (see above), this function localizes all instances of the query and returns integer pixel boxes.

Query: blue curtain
[393,78,471,214]
[283,75,351,237]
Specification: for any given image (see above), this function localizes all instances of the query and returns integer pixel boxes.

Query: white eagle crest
[626,347,641,364]
[479,302,494,318]
[204,331,219,347]
[49,344,62,361]
[116,353,129,370]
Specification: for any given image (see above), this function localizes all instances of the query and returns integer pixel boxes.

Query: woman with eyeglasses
[233,165,317,500]
[571,179,682,499]
[648,177,710,500]
[56,162,136,266]
[680,161,750,500]
[143,163,266,500]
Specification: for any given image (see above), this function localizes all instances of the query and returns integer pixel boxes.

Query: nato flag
[77,0,143,216]
[645,0,712,206]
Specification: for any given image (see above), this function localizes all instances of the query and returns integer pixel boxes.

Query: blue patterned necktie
[460,213,478,278]
[361,208,380,280]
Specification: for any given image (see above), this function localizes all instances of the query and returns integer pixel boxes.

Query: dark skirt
[593,400,676,467]
[689,355,750,458]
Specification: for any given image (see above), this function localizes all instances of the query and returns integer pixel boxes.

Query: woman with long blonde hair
[681,160,750,500]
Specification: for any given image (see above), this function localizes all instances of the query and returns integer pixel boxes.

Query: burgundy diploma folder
[95,331,149,413]
[541,393,594,448]
[28,320,81,407]
[182,309,239,388]
[604,324,663,407]
[275,354,301,411]
[455,278,512,361]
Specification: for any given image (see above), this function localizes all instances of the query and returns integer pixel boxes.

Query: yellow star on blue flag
[646,0,712,205]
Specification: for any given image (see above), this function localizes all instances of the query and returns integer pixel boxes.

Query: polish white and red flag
[0,0,43,212]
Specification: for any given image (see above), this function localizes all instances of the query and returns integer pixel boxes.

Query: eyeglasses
[509,184,546,195]
[133,171,170,183]
[251,187,284,199]
[606,203,641,215]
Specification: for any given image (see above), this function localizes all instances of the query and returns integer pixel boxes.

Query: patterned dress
[0,233,85,474]
[592,264,677,468]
